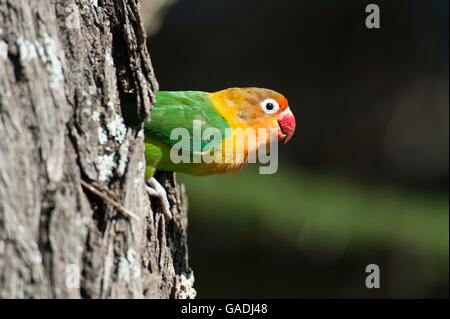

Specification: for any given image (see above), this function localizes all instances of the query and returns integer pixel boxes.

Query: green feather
[143,91,230,177]
[145,91,230,152]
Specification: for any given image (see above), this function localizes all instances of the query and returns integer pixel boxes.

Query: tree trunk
[0,0,194,299]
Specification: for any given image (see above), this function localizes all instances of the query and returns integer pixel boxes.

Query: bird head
[213,87,296,144]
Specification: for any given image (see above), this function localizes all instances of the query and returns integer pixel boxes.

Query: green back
[145,91,230,152]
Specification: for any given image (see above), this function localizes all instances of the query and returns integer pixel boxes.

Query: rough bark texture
[0,0,194,298]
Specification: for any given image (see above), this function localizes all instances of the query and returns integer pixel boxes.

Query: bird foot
[145,177,172,219]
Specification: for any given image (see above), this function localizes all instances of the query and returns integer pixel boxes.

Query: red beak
[277,107,296,143]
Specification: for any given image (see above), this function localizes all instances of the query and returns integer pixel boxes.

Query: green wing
[145,91,230,152]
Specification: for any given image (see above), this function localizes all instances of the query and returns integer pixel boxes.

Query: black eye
[260,98,280,114]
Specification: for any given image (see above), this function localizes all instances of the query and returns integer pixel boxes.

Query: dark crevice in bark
[86,188,108,235]
[8,51,24,83]
[38,191,56,297]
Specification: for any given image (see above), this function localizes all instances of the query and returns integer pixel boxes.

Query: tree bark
[0,0,194,299]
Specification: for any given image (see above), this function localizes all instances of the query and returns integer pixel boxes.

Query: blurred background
[143,0,448,297]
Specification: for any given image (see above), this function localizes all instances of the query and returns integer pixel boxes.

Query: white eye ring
[260,98,280,115]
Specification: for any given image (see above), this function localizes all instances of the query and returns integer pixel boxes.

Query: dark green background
[148,0,449,298]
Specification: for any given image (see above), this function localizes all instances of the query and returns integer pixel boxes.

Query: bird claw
[145,177,172,219]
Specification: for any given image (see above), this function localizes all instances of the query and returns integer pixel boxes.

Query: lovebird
[142,88,296,218]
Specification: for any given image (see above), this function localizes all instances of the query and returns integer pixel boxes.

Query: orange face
[211,87,296,143]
